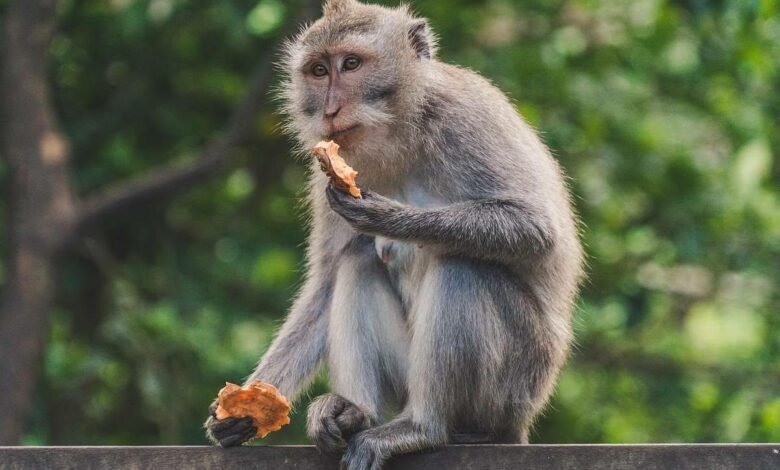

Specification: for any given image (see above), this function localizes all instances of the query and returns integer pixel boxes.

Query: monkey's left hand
[326,185,404,233]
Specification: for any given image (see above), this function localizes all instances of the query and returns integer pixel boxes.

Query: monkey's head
[281,0,436,158]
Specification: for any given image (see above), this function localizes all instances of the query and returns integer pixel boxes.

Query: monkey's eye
[311,63,328,78]
[343,56,361,72]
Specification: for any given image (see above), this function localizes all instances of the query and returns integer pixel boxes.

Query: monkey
[205,1,585,468]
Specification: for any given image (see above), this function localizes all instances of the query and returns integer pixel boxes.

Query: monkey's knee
[307,393,376,454]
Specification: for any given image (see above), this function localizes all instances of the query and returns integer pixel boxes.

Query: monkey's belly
[374,236,419,309]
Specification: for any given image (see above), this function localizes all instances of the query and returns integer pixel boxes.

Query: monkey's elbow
[539,229,557,255]
[513,220,557,258]
[531,227,557,257]
[498,201,558,258]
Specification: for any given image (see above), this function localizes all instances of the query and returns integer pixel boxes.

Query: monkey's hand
[205,399,257,448]
[326,185,403,234]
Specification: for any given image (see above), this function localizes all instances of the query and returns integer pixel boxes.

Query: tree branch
[75,62,272,232]
[75,0,320,233]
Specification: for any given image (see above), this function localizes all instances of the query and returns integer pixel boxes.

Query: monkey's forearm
[245,278,332,400]
[370,198,555,260]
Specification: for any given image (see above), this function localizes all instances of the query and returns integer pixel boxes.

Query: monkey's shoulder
[428,62,518,118]
[420,63,540,163]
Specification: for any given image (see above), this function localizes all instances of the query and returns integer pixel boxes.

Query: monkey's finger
[211,416,253,435]
[239,426,258,445]
[326,184,350,201]
[327,395,347,416]
[312,416,346,453]
[219,426,257,448]
[326,187,359,220]
[335,406,371,434]
[325,185,339,206]
[214,428,251,447]
[212,418,254,441]
[209,417,239,433]
[208,401,218,417]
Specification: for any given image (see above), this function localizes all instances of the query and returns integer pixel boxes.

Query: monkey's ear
[323,0,358,16]
[408,19,435,59]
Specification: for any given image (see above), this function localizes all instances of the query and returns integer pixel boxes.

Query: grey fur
[206,1,584,468]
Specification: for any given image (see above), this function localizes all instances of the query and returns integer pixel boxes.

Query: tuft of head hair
[396,4,438,59]
[407,18,435,59]
[323,0,359,16]
[315,1,437,59]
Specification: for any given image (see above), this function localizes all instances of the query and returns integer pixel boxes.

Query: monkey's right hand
[205,399,257,447]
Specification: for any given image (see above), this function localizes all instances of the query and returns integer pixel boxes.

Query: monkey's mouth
[327,125,360,141]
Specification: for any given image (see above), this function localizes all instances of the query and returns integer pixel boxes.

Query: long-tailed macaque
[206,1,584,469]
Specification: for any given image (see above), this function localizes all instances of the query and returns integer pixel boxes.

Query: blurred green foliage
[2,0,779,445]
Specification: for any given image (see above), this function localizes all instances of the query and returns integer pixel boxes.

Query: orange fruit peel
[312,140,362,198]
[215,381,291,439]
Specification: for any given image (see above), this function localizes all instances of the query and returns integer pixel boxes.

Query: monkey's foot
[341,416,447,470]
[341,431,386,470]
[307,393,376,454]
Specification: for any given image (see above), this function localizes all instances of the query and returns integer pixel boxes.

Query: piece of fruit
[215,381,291,439]
[311,140,362,198]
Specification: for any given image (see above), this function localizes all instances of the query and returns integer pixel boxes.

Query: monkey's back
[416,61,585,322]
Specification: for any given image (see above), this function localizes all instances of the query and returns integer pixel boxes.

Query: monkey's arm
[326,186,554,260]
[244,272,332,398]
[242,183,347,400]
[206,263,334,447]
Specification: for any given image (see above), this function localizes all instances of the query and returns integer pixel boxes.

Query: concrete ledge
[0,444,778,469]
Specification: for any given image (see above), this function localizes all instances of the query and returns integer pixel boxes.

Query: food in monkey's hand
[215,381,291,439]
[311,140,362,198]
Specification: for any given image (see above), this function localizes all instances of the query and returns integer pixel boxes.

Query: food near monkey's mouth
[215,381,291,439]
[311,140,362,198]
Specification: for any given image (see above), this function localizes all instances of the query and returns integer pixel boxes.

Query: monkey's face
[298,46,394,148]
[286,33,405,153]
[281,0,435,159]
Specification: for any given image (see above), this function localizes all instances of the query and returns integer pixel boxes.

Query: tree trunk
[0,0,76,444]
[0,0,319,444]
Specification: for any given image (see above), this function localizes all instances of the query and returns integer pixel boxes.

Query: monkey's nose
[324,104,341,118]
[324,91,342,117]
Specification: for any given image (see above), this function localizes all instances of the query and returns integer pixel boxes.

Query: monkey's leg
[308,235,408,454]
[340,258,471,470]
[341,257,565,470]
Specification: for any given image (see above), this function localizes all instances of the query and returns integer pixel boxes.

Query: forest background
[0,0,778,445]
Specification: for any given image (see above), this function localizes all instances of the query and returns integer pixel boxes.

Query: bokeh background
[0,0,778,446]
